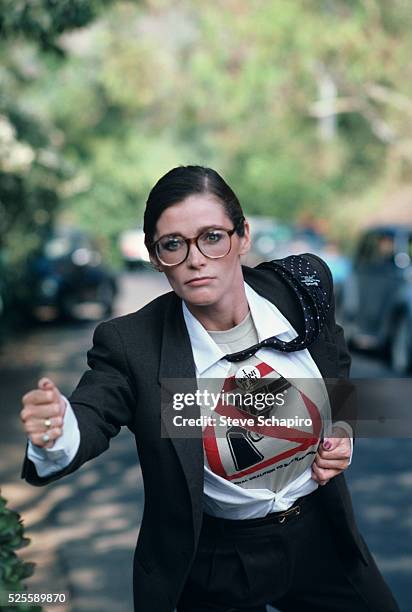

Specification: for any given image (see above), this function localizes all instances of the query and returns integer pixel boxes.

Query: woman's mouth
[185,277,214,286]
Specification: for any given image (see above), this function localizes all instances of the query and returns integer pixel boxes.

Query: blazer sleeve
[21,320,136,486]
[303,252,357,429]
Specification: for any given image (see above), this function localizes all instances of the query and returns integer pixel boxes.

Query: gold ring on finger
[44,418,52,429]
[42,433,50,443]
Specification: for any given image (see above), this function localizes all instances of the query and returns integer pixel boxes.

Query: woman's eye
[203,231,222,242]
[163,238,183,251]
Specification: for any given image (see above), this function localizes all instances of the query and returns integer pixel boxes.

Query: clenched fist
[311,426,352,486]
[20,377,66,449]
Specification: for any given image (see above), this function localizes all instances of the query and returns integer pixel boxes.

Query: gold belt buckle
[277,504,301,524]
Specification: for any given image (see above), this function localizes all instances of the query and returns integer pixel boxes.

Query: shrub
[0,493,42,611]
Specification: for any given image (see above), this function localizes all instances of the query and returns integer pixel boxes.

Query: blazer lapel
[157,292,205,535]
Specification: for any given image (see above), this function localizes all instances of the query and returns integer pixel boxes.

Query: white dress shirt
[182,281,352,518]
[28,281,352,510]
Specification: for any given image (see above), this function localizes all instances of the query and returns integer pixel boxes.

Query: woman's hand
[311,426,352,486]
[20,377,66,449]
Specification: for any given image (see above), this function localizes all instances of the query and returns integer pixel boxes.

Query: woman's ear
[238,219,251,256]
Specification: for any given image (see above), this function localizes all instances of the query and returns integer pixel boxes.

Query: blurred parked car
[341,225,412,373]
[119,226,150,269]
[27,227,118,320]
[0,251,12,337]
[242,217,351,306]
[315,244,352,311]
[241,216,296,267]
[0,248,33,335]
[0,253,8,321]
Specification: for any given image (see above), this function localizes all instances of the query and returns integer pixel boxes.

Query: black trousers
[176,489,399,612]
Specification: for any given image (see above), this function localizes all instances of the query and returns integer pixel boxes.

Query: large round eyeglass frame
[152,216,245,267]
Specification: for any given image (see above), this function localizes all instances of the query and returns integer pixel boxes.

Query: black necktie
[223,256,330,363]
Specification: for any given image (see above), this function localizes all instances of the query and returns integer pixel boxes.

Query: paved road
[0,270,411,611]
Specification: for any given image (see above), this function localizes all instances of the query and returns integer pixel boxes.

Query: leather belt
[202,488,321,532]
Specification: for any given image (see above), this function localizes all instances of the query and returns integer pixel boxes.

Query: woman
[21,166,399,611]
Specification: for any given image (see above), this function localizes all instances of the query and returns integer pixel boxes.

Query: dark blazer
[22,254,368,612]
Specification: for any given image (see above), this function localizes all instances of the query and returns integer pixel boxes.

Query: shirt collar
[182,281,291,375]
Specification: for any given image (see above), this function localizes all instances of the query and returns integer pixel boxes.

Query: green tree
[43,0,412,244]
[2,0,412,273]
[0,0,119,272]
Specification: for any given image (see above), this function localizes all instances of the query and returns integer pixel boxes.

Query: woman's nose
[186,241,207,267]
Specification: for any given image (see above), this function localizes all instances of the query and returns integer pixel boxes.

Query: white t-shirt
[201,310,326,493]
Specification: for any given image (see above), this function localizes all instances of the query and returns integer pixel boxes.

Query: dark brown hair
[143,165,245,250]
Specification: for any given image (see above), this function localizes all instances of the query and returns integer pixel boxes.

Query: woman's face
[150,193,251,308]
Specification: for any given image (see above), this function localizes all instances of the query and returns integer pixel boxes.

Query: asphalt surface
[0,270,411,612]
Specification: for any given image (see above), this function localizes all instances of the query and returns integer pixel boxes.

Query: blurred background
[1,1,412,610]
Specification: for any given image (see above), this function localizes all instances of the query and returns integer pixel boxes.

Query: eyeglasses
[152,217,245,267]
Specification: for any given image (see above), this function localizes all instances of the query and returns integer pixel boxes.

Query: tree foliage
[0,0,114,53]
[1,0,412,274]
[0,0,118,275]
